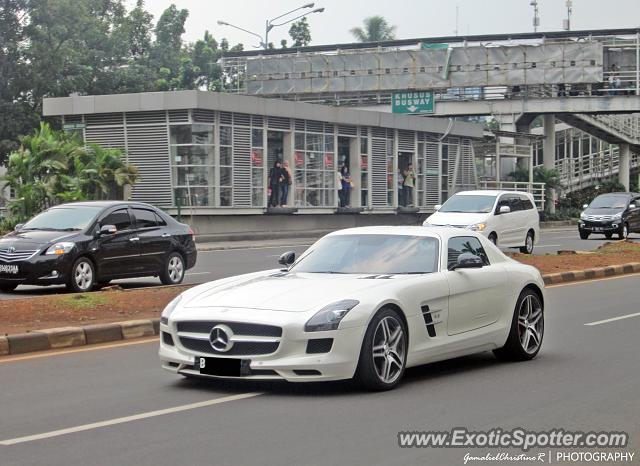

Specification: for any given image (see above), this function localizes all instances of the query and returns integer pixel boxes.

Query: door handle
[129,237,140,242]
[161,233,171,238]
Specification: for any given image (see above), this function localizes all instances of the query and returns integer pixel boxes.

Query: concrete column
[619,144,631,191]
[543,114,557,213]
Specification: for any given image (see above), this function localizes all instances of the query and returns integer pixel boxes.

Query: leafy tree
[350,16,396,42]
[3,123,138,220]
[288,17,311,47]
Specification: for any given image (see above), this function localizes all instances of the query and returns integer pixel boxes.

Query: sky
[130,0,640,48]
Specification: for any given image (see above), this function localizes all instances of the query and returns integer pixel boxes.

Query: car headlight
[580,212,587,220]
[304,299,360,332]
[612,212,623,220]
[161,295,182,325]
[45,242,75,255]
[467,223,487,232]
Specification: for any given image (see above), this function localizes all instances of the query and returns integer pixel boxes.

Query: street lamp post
[218,3,325,49]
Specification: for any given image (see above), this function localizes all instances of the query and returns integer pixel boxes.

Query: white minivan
[423,190,540,254]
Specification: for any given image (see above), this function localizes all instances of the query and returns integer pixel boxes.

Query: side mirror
[582,204,589,209]
[278,251,296,266]
[433,204,442,211]
[499,205,511,214]
[14,223,24,231]
[630,204,637,209]
[100,224,117,235]
[451,252,484,270]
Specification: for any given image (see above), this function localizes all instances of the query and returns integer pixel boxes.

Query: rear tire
[579,230,589,240]
[0,283,18,292]
[493,288,544,361]
[355,308,407,391]
[67,257,96,293]
[519,230,534,254]
[160,252,185,285]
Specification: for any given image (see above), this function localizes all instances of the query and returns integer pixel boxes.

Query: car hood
[583,207,624,215]
[181,270,397,312]
[0,230,77,249]
[424,211,489,227]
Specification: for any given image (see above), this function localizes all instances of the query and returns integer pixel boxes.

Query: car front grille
[175,320,282,356]
[0,248,38,262]
[583,214,615,222]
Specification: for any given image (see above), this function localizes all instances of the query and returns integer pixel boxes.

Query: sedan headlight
[45,242,75,255]
[161,295,182,325]
[467,223,487,232]
[305,299,360,332]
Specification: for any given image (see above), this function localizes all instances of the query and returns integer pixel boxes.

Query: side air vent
[421,305,438,337]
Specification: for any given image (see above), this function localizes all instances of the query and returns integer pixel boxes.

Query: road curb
[542,262,640,285]
[2,262,640,356]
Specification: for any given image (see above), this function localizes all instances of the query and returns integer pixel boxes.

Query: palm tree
[350,16,396,43]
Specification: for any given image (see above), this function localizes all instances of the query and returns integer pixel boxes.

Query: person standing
[397,169,405,207]
[340,165,353,207]
[336,168,343,207]
[268,160,283,207]
[403,163,416,207]
[280,160,292,206]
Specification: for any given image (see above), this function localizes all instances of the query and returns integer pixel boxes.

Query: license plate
[0,264,19,275]
[196,357,242,377]
[592,227,604,232]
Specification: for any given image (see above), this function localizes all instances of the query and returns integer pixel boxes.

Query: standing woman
[340,165,353,208]
[268,160,283,207]
[281,160,292,207]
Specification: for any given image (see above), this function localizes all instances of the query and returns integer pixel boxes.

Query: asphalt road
[1,275,639,465]
[0,228,638,300]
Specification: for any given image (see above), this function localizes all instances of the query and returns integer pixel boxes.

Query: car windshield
[589,195,628,209]
[439,194,496,213]
[291,234,439,274]
[22,206,103,231]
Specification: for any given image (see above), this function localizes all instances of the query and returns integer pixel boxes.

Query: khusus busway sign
[392,91,435,114]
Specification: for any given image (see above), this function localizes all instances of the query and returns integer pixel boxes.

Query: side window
[509,196,522,212]
[133,208,158,229]
[101,209,132,231]
[154,213,167,226]
[520,195,535,210]
[496,195,511,213]
[447,236,490,270]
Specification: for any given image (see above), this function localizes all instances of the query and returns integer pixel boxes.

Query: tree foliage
[0,0,244,162]
[288,17,311,47]
[350,16,396,42]
[3,123,138,220]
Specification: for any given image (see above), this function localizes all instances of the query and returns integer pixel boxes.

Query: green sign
[392,91,434,114]
[420,43,448,50]
[63,123,86,130]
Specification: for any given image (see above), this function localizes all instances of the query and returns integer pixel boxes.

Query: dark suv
[578,192,640,240]
[0,201,197,292]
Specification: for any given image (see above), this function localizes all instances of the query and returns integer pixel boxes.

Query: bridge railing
[588,114,640,143]
[478,180,545,211]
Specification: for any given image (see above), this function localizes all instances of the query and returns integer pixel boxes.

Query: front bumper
[0,253,73,286]
[579,220,621,233]
[159,317,365,382]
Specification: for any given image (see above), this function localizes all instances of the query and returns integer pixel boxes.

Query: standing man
[402,163,416,207]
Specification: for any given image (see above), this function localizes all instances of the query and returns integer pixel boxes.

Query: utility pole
[563,0,573,31]
[530,1,540,33]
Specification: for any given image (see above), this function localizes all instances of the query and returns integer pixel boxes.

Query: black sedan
[0,201,197,292]
[579,192,640,240]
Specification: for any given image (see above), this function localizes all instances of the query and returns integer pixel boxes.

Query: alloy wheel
[517,294,544,354]
[74,262,93,291]
[372,316,406,384]
[168,256,184,282]
[525,233,534,253]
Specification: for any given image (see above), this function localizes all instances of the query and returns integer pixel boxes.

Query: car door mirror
[630,203,637,209]
[14,223,24,231]
[100,224,117,235]
[433,204,442,211]
[278,251,296,266]
[498,205,511,214]
[451,252,484,270]
[582,204,589,209]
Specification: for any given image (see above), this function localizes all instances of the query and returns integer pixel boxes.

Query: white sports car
[159,226,545,390]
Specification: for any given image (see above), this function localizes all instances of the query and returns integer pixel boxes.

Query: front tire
[519,230,534,254]
[579,229,589,240]
[605,232,613,240]
[67,257,96,293]
[618,223,629,240]
[160,252,185,285]
[493,288,544,361]
[488,232,498,246]
[355,308,407,391]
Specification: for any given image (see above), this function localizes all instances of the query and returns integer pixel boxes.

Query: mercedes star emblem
[209,325,234,352]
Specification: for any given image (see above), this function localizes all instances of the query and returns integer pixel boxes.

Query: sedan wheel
[619,223,628,240]
[67,258,96,293]
[493,289,544,361]
[160,252,185,285]
[356,308,407,390]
